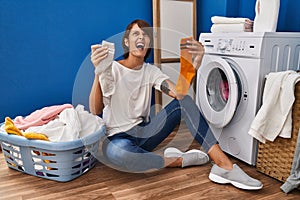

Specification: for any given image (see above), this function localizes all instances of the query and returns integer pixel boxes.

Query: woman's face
[125,24,151,59]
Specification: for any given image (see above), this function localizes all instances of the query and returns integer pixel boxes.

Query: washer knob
[219,40,228,51]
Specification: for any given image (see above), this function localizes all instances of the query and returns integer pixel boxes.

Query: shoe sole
[209,173,263,190]
[185,149,209,161]
[164,148,209,161]
[164,147,183,158]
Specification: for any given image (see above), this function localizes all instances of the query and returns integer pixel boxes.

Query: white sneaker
[209,164,263,190]
[164,147,209,167]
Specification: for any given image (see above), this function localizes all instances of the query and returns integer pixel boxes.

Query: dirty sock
[175,37,196,96]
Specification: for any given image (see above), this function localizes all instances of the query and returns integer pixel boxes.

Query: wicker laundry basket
[256,82,300,182]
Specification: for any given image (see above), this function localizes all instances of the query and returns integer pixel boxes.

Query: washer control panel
[200,33,264,58]
[218,39,245,52]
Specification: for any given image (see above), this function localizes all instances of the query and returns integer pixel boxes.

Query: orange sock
[4,117,49,141]
[4,117,23,136]
[176,37,196,96]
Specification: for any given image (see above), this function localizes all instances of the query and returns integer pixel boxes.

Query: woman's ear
[124,38,129,47]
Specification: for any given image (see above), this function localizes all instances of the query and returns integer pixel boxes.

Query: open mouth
[136,42,145,51]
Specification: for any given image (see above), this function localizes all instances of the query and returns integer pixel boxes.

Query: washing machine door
[197,56,239,128]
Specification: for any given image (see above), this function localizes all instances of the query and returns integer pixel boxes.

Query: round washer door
[197,56,239,128]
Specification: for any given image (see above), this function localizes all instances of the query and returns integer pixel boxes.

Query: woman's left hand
[186,39,205,70]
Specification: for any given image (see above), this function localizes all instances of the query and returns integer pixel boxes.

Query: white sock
[95,40,115,75]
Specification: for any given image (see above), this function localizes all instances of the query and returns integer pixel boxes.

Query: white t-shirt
[101,61,169,136]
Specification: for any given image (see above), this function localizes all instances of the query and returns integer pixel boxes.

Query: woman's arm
[161,79,177,98]
[161,39,204,100]
[89,74,104,115]
[161,79,187,100]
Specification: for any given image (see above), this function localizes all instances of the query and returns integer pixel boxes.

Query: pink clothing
[14,104,73,130]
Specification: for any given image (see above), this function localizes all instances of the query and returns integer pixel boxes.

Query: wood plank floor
[1,122,300,200]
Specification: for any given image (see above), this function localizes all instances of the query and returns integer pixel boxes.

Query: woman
[89,19,262,190]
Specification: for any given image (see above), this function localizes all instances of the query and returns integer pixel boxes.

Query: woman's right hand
[90,44,108,68]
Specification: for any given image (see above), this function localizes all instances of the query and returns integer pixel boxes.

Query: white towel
[211,16,253,24]
[253,0,280,32]
[210,23,252,33]
[248,71,300,143]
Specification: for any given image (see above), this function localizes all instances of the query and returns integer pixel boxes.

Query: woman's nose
[138,33,144,39]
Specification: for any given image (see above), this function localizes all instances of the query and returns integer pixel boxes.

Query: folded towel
[210,23,252,33]
[248,71,300,143]
[211,16,253,24]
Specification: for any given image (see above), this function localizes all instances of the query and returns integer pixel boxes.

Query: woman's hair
[122,19,153,60]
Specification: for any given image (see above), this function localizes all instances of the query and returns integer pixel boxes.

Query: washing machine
[196,32,300,165]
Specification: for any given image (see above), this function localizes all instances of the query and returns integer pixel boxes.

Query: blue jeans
[103,95,217,172]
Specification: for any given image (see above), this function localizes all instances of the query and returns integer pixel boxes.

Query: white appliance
[196,32,300,165]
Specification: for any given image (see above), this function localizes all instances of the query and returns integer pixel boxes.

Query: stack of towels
[210,16,253,33]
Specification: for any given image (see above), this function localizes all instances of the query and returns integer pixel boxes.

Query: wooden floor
[1,123,300,200]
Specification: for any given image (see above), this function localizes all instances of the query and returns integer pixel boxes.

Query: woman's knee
[169,95,194,108]
[105,139,132,162]
[181,95,193,103]
[165,99,181,114]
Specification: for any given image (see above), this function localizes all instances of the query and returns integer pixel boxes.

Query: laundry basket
[256,82,300,182]
[0,125,105,182]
